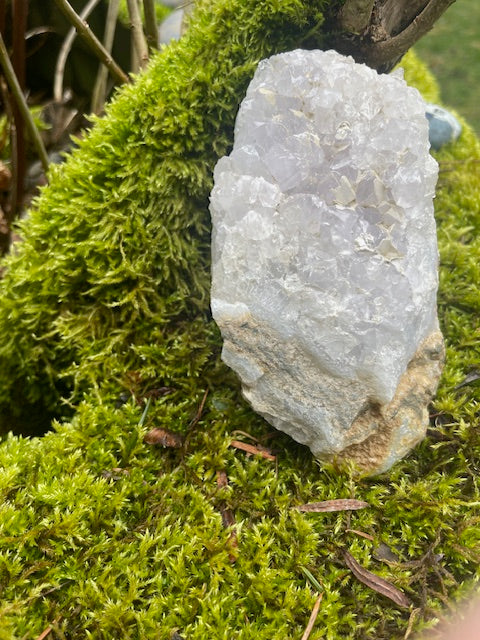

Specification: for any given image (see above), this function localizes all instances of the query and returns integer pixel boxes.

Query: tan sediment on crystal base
[336,330,445,474]
[221,311,444,475]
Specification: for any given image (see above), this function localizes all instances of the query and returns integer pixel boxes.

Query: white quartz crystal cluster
[210,49,444,474]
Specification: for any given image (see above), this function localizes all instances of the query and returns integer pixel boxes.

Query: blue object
[426,104,462,151]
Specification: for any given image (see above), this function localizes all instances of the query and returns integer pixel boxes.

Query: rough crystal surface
[210,49,444,473]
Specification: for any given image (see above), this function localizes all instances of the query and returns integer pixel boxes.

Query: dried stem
[127,0,149,71]
[300,594,323,640]
[0,32,49,174]
[11,0,27,218]
[142,0,158,50]
[53,0,129,86]
[54,0,101,103]
[91,0,121,113]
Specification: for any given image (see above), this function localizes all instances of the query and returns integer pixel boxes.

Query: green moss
[0,3,479,637]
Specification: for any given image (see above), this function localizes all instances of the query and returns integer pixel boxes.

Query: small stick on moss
[345,528,375,541]
[35,616,62,640]
[300,593,323,640]
[0,33,49,175]
[296,499,369,513]
[36,626,53,640]
[142,0,158,50]
[230,439,276,461]
[187,388,209,431]
[53,0,129,86]
[127,0,149,70]
[182,388,209,451]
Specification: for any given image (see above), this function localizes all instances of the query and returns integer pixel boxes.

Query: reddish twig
[230,439,276,461]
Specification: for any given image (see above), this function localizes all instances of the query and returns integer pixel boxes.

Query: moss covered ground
[0,0,479,637]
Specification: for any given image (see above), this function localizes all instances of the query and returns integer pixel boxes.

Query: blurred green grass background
[414,0,480,134]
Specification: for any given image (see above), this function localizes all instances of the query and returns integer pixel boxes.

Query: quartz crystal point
[210,49,444,474]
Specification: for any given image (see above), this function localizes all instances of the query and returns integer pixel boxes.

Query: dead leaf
[230,439,276,461]
[301,593,323,640]
[217,470,228,489]
[342,550,410,608]
[144,427,184,448]
[296,499,369,513]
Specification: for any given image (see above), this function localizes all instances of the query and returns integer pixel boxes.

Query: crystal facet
[210,50,444,474]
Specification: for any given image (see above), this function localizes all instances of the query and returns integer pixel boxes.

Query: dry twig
[230,439,276,461]
[53,0,129,86]
[345,528,375,541]
[54,0,102,102]
[0,33,49,174]
[91,0,121,113]
[127,0,149,70]
[296,499,369,513]
[301,593,323,640]
[142,0,158,50]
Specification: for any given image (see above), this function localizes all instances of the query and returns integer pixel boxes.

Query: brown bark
[330,0,457,72]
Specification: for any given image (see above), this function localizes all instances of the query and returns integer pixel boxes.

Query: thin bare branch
[0,32,49,174]
[127,0,149,71]
[91,0,121,113]
[53,0,129,86]
[54,0,101,103]
[11,0,27,219]
[143,0,158,50]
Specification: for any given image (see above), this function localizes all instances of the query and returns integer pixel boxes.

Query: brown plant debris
[187,388,209,430]
[216,470,238,563]
[230,439,276,461]
[36,627,53,640]
[341,550,410,608]
[296,499,369,513]
[345,529,375,541]
[144,427,184,448]
[301,593,323,640]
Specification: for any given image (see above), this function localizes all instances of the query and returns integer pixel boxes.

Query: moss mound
[0,0,480,637]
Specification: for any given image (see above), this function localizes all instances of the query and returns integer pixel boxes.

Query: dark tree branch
[331,0,457,73]
[366,0,457,67]
[338,0,376,35]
